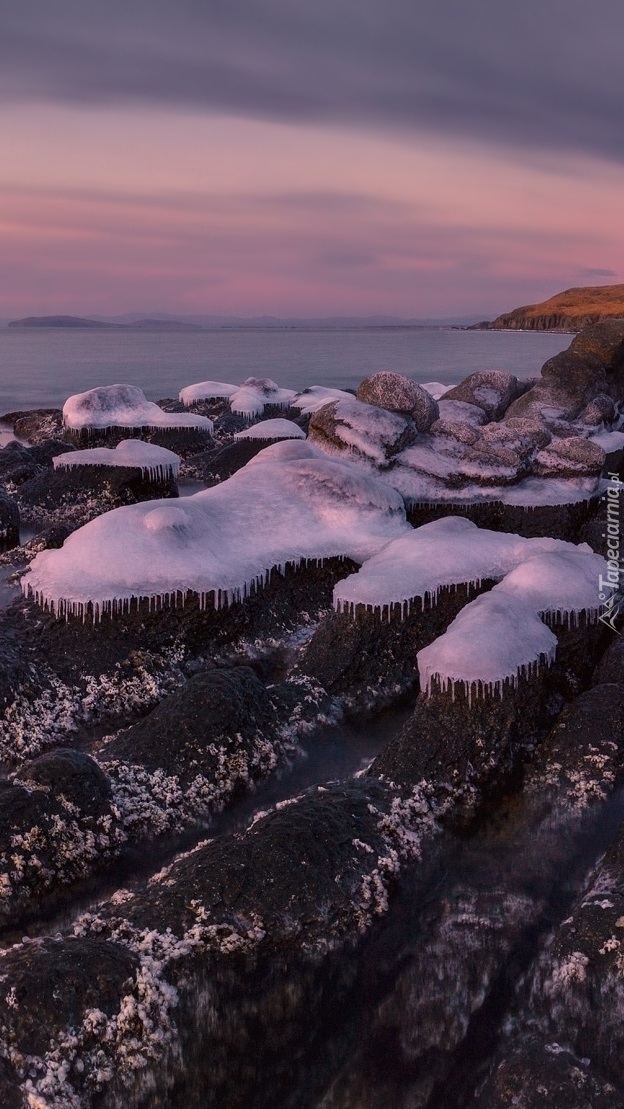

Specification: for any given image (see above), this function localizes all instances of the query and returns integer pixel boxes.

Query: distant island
[7,315,202,331]
[481,283,624,332]
[4,313,483,331]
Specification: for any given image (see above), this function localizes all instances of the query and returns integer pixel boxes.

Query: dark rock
[570,317,624,389]
[23,523,71,553]
[406,493,598,542]
[100,666,278,784]
[188,438,269,483]
[0,441,40,486]
[476,1040,623,1108]
[0,409,64,443]
[298,582,491,713]
[0,489,19,549]
[506,349,607,422]
[443,371,521,420]
[17,748,112,812]
[17,463,179,518]
[356,372,439,430]
[579,392,617,426]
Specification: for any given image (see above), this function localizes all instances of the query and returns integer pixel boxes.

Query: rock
[100,666,280,785]
[442,371,521,420]
[188,438,271,483]
[533,436,606,478]
[481,418,552,460]
[356,372,439,429]
[579,392,617,426]
[16,462,179,521]
[570,317,624,383]
[437,398,487,425]
[0,489,19,549]
[506,349,608,423]
[309,398,417,465]
[0,408,64,443]
[297,582,492,713]
[23,523,71,554]
[476,1040,623,1108]
[429,418,480,447]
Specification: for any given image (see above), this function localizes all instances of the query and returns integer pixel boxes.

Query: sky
[1,0,623,320]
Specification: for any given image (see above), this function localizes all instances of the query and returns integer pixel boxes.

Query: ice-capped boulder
[534,436,606,478]
[333,517,588,616]
[356,371,439,430]
[63,384,214,435]
[245,440,324,467]
[480,418,552,461]
[309,397,417,466]
[234,419,306,442]
[442,371,521,420]
[417,544,605,701]
[22,456,408,617]
[179,380,237,406]
[229,378,296,419]
[291,386,356,414]
[53,439,180,482]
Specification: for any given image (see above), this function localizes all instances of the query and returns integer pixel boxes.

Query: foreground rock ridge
[0,326,622,1106]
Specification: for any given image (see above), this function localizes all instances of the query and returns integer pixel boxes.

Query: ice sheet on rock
[63,384,213,433]
[313,397,413,466]
[389,468,602,509]
[291,386,355,414]
[245,440,325,467]
[417,591,558,704]
[494,548,605,625]
[179,380,237,405]
[53,440,180,481]
[333,516,579,614]
[396,440,519,486]
[437,399,487,425]
[229,377,296,418]
[234,419,306,441]
[589,428,624,453]
[23,457,409,617]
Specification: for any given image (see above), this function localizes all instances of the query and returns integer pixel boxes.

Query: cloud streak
[1,1,623,164]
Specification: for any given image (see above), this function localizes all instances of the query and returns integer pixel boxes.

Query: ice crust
[53,440,181,482]
[229,378,296,418]
[179,381,237,405]
[234,419,306,441]
[333,516,587,615]
[23,457,409,618]
[63,385,213,433]
[417,591,559,704]
[292,386,357,414]
[245,440,325,467]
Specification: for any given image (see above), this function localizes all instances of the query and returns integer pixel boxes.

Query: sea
[0,327,567,413]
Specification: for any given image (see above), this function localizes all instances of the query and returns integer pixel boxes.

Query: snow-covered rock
[229,377,296,419]
[22,456,409,618]
[234,419,306,442]
[309,397,416,466]
[179,380,237,406]
[291,386,355,414]
[53,439,180,482]
[63,384,213,434]
[436,399,487,426]
[333,517,588,616]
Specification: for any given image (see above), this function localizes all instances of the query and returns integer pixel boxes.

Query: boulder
[442,371,521,420]
[579,392,617,426]
[309,397,417,465]
[476,1040,623,1108]
[0,408,64,443]
[533,436,606,478]
[569,317,624,388]
[356,371,439,430]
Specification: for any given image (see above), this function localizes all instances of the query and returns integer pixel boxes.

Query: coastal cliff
[487,282,624,331]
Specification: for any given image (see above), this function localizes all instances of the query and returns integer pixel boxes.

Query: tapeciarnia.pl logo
[598,472,623,634]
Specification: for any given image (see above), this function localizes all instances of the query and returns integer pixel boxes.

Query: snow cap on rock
[63,384,213,434]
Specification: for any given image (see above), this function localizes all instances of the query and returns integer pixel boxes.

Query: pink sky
[2,39,623,320]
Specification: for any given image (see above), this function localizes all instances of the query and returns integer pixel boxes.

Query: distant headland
[478,283,624,332]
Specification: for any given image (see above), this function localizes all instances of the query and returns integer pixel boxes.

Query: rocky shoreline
[0,323,623,1106]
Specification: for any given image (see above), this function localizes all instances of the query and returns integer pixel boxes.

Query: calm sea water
[0,327,567,413]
